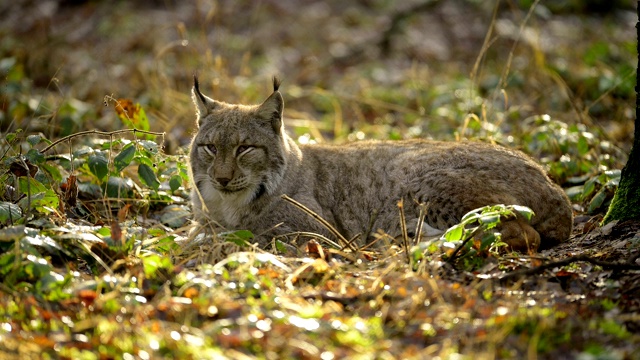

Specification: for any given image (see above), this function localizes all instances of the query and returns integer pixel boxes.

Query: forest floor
[0,1,639,359]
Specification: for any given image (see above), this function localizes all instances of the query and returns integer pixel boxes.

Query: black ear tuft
[272,76,281,92]
[193,74,207,104]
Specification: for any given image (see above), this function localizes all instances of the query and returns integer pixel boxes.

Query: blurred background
[0,0,636,168]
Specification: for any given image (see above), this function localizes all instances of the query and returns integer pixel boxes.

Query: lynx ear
[257,77,284,133]
[192,75,217,125]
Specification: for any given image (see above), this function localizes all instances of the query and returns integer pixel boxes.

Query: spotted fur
[188,78,573,251]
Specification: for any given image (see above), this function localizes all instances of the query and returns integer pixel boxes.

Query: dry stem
[40,129,166,153]
[281,194,356,252]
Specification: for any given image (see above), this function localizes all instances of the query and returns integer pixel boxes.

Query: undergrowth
[0,1,637,358]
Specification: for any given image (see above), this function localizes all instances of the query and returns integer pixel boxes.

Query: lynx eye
[236,145,253,156]
[201,144,217,156]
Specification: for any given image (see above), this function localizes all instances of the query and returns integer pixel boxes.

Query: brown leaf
[61,175,78,207]
[306,239,329,260]
[257,268,281,278]
[78,289,98,306]
[111,220,123,246]
[117,204,132,222]
[114,98,138,120]
[183,287,199,299]
[32,335,56,348]
[9,158,38,177]
[555,270,577,278]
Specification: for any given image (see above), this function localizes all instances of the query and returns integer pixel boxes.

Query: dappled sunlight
[0,0,638,358]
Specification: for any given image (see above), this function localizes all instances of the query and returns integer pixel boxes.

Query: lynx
[188,77,573,252]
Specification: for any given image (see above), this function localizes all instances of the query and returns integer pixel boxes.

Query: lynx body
[188,78,573,251]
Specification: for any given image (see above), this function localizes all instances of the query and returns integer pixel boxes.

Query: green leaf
[177,163,189,181]
[479,213,500,227]
[510,205,534,221]
[169,175,182,192]
[588,189,608,214]
[565,185,583,201]
[40,163,62,183]
[139,140,159,154]
[96,227,111,237]
[101,139,124,150]
[604,169,621,179]
[409,242,430,269]
[0,225,27,242]
[136,106,150,131]
[577,135,589,156]
[582,177,598,200]
[88,154,109,180]
[114,143,136,172]
[141,253,173,278]
[5,132,16,143]
[18,176,48,193]
[73,146,93,157]
[159,205,190,228]
[27,134,42,147]
[0,253,16,274]
[24,256,51,278]
[138,164,160,190]
[104,177,134,198]
[26,148,45,164]
[155,236,179,253]
[219,230,254,246]
[134,154,153,167]
[16,183,60,215]
[479,232,499,250]
[461,208,483,222]
[274,239,289,253]
[17,177,59,215]
[0,202,22,223]
[444,224,464,241]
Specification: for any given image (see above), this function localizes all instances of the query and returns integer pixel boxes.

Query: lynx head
[189,76,289,205]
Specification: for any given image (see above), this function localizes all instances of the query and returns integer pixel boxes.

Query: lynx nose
[216,177,232,187]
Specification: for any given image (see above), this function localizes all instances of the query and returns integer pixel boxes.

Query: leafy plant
[412,205,535,270]
[445,204,533,248]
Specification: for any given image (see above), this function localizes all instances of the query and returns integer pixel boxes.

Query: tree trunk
[602,2,640,224]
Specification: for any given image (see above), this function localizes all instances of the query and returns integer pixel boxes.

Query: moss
[603,145,640,223]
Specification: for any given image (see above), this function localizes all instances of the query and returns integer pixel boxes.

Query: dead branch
[499,253,640,281]
[40,129,166,153]
[397,199,411,263]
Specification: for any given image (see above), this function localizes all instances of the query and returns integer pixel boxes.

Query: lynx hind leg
[422,197,541,252]
[498,217,541,252]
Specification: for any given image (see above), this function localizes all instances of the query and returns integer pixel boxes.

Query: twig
[280,194,356,252]
[499,254,640,281]
[413,202,428,246]
[398,199,410,263]
[40,129,166,153]
[276,231,342,249]
[345,234,362,250]
[359,232,392,252]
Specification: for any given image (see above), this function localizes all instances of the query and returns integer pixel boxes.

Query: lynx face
[189,77,288,208]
